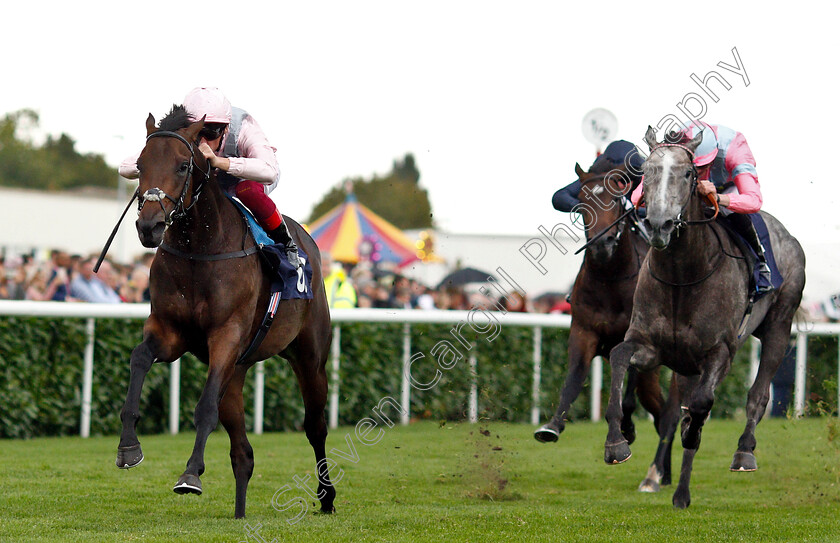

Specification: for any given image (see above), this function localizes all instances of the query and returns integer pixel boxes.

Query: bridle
[138,130,211,226]
[646,142,719,229]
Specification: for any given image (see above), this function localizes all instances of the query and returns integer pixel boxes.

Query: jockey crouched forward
[631,122,774,294]
[119,87,301,268]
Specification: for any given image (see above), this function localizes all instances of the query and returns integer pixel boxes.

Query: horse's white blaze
[652,152,676,211]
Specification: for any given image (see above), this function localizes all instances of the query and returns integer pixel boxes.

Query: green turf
[1,417,839,542]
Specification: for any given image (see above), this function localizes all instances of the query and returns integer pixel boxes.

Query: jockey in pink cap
[120,87,300,267]
[631,121,773,292]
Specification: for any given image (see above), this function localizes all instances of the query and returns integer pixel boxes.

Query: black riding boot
[267,221,301,269]
[727,213,772,294]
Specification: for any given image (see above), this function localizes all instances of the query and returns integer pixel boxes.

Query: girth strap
[158,242,260,261]
[237,291,282,365]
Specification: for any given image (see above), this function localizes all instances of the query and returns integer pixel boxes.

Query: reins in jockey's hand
[94,130,211,274]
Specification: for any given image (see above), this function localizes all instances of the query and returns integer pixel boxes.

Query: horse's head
[639,125,703,249]
[135,108,210,248]
[576,162,634,261]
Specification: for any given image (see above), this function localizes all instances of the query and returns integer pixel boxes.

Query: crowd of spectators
[0,249,153,304]
[0,248,576,314]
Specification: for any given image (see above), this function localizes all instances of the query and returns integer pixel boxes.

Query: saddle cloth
[719,213,784,299]
[226,195,314,301]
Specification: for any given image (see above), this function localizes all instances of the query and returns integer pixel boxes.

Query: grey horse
[603,126,806,508]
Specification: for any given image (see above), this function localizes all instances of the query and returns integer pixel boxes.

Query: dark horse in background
[604,127,806,508]
[115,106,335,518]
[535,162,680,492]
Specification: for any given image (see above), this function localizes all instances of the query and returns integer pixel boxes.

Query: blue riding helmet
[590,140,644,173]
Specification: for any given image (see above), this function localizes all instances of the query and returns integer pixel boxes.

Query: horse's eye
[178,162,189,174]
[684,170,692,179]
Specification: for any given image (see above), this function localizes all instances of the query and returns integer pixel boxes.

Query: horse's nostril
[662,220,675,235]
[642,219,652,230]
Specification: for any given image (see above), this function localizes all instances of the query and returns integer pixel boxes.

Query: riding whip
[94,188,139,273]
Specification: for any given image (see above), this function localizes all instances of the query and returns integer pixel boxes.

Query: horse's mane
[158,104,192,131]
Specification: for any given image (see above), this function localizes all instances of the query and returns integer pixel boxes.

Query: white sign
[581,108,618,147]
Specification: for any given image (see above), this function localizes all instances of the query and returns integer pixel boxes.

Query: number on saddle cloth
[226,194,313,300]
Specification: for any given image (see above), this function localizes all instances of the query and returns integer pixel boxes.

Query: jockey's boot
[734,215,773,294]
[268,221,301,269]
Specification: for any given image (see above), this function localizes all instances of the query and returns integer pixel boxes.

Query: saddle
[226,195,314,302]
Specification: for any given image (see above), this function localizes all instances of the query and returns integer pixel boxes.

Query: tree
[308,153,433,229]
[0,109,118,192]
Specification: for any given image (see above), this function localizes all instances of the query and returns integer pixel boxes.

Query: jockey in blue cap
[553,139,644,213]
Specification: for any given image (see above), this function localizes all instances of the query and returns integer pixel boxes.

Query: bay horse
[604,126,806,508]
[115,106,335,519]
[535,163,681,492]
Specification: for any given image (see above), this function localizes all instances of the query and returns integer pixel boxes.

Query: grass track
[2,418,839,542]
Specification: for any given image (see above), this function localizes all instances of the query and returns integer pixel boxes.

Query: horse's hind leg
[219,365,254,519]
[731,326,789,472]
[535,328,597,443]
[287,326,336,514]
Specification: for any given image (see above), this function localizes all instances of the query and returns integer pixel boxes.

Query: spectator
[46,250,74,301]
[322,254,357,308]
[70,257,122,303]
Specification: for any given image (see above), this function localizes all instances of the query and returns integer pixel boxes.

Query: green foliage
[307,153,433,229]
[1,315,838,439]
[0,109,118,191]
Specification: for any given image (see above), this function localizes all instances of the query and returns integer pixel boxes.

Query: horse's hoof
[173,474,203,495]
[534,426,560,443]
[116,444,144,469]
[604,439,632,465]
[318,506,336,515]
[730,451,758,472]
[638,479,661,493]
[672,493,691,509]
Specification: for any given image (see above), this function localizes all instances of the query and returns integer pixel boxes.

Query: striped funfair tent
[307,193,420,267]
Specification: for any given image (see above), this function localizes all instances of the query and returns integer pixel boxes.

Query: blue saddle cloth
[227,196,314,301]
[721,213,784,298]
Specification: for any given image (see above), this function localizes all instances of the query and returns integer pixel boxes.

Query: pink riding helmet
[183,87,232,124]
[680,122,718,167]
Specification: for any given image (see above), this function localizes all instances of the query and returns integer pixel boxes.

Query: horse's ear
[184,115,206,143]
[644,126,658,150]
[574,162,586,179]
[145,114,157,136]
[685,128,703,153]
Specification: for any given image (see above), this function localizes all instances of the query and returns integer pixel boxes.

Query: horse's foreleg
[732,329,788,472]
[673,353,728,509]
[174,341,238,496]
[620,367,641,445]
[604,341,635,464]
[219,365,253,519]
[117,340,158,469]
[639,372,679,492]
[534,328,597,443]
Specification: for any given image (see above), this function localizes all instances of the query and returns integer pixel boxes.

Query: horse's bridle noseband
[138,130,211,226]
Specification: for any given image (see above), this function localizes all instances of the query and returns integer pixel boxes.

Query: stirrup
[286,244,301,269]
